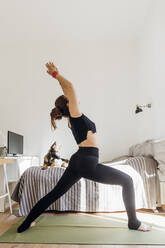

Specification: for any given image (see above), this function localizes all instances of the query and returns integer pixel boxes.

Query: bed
[11,156,161,216]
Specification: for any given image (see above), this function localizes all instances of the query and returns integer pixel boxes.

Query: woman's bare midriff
[78,130,98,148]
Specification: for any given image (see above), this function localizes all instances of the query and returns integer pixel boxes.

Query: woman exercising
[17,61,152,233]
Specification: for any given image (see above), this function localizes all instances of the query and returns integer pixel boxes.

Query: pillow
[129,139,154,157]
[129,138,165,180]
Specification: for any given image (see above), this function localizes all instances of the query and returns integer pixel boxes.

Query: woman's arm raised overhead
[45,62,82,117]
[56,74,82,117]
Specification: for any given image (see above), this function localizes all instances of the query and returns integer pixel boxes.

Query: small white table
[0,158,14,214]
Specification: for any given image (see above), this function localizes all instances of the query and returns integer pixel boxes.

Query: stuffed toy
[42,141,69,170]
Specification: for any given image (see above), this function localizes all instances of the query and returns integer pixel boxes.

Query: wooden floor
[0,203,165,248]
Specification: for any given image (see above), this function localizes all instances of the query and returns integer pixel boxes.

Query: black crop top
[68,113,96,144]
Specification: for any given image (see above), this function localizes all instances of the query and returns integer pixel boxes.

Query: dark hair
[50,95,70,130]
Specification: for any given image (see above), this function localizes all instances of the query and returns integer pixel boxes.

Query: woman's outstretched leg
[82,163,143,230]
[17,167,81,233]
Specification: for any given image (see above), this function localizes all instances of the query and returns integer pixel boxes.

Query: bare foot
[30,221,36,228]
[137,222,152,232]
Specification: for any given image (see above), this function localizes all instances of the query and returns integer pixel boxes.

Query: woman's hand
[45,62,59,76]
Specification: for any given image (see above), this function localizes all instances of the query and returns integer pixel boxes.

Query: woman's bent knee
[121,174,134,187]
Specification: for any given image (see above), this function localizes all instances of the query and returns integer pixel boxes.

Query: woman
[17,61,152,233]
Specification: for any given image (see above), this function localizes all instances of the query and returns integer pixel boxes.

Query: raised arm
[45,62,82,117]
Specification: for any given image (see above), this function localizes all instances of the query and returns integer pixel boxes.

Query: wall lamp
[135,103,152,114]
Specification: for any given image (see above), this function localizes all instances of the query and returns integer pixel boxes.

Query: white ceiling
[0,0,153,41]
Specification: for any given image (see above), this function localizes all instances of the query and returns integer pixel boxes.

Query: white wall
[137,0,165,142]
[0,39,140,162]
[1,0,154,163]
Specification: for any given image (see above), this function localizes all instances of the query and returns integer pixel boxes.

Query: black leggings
[17,146,141,232]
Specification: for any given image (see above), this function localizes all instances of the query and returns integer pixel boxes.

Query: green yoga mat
[0,215,165,245]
